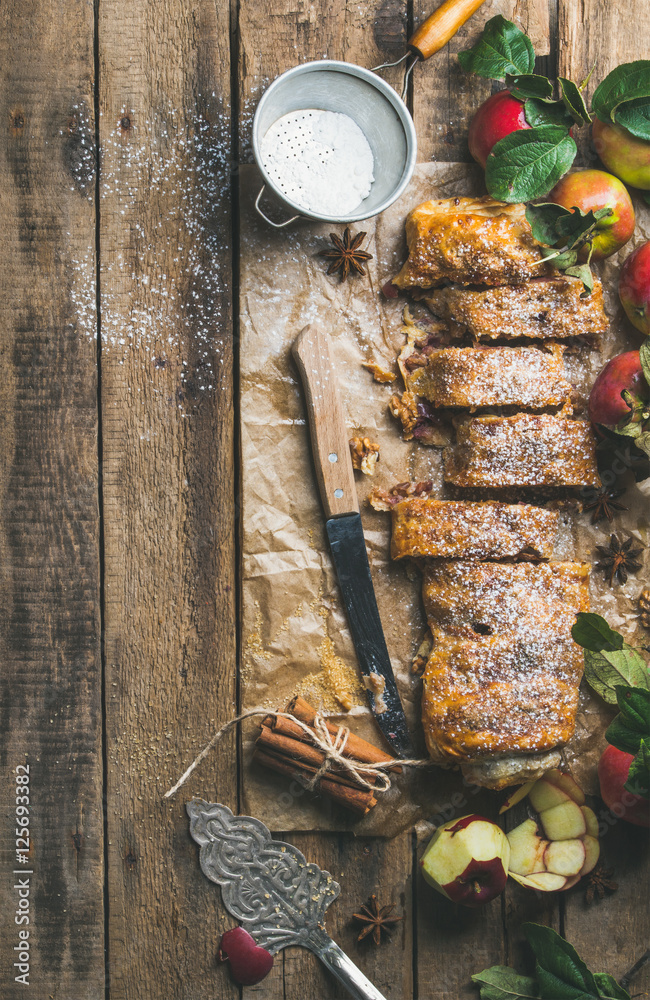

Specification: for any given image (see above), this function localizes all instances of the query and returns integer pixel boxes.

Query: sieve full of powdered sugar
[260,109,375,217]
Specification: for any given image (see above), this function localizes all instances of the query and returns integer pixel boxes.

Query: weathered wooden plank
[0,1,103,998]
[98,1,238,997]
[559,0,650,163]
[412,0,551,163]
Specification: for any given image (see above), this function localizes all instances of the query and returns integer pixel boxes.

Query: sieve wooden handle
[408,0,487,60]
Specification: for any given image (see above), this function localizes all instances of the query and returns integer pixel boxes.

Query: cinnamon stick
[252,748,377,816]
[256,724,378,786]
[283,695,401,771]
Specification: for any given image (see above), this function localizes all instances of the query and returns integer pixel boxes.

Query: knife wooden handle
[292,325,359,520]
[408,0,487,60]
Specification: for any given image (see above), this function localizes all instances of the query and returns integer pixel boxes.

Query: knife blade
[292,324,414,758]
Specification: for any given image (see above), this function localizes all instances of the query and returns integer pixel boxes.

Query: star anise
[585,862,618,903]
[597,534,644,586]
[352,895,402,945]
[318,228,373,282]
[583,487,628,524]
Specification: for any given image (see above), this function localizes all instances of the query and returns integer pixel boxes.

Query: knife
[292,324,414,758]
[188,799,389,1000]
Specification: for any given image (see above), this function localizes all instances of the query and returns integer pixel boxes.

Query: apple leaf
[626,738,650,800]
[572,612,624,652]
[640,338,650,387]
[592,60,650,123]
[525,202,571,244]
[593,975,634,1000]
[583,648,650,704]
[486,127,576,202]
[458,16,535,81]
[559,77,592,125]
[472,967,540,1000]
[615,97,650,140]
[524,98,575,130]
[606,686,650,756]
[564,263,594,295]
[505,73,554,101]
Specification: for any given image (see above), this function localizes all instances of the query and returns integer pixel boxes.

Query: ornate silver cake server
[187,799,389,1000]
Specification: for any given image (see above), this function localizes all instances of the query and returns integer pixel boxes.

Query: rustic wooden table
[1,1,649,998]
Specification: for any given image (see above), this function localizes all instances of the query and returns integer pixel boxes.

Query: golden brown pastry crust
[406,344,572,410]
[390,498,558,561]
[424,276,608,342]
[421,560,590,762]
[392,197,549,290]
[443,413,601,489]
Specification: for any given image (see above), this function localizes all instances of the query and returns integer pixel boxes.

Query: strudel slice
[424,276,608,342]
[406,345,572,410]
[390,498,558,561]
[443,413,601,488]
[392,197,550,290]
[421,560,590,777]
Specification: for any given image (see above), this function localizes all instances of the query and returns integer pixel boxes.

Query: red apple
[218,926,274,985]
[619,241,650,334]
[598,745,650,828]
[420,814,510,907]
[588,350,649,428]
[592,117,650,190]
[468,91,531,169]
[548,169,635,260]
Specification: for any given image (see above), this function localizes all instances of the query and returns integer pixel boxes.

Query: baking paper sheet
[239,162,649,834]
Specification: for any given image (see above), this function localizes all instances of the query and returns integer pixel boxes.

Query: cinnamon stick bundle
[252,696,399,815]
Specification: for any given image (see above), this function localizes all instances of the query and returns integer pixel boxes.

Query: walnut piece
[349,436,380,476]
[362,360,396,384]
[412,634,433,676]
[389,390,419,440]
[368,480,433,511]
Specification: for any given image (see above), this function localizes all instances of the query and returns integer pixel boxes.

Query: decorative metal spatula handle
[310,929,389,1000]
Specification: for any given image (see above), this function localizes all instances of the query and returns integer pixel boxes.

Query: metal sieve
[252,60,417,227]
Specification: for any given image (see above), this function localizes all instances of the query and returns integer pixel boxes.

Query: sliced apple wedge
[559,873,582,892]
[544,839,586,877]
[528,779,572,813]
[507,819,549,876]
[543,769,586,806]
[499,780,536,814]
[579,835,600,876]
[539,799,587,841]
[581,805,599,838]
[510,871,568,892]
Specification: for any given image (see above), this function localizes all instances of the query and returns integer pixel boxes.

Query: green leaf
[572,612,624,652]
[633,430,650,459]
[564,263,594,295]
[593,974,632,1000]
[506,73,554,101]
[558,77,592,125]
[644,192,650,206]
[640,338,650,387]
[606,686,650,755]
[583,647,650,704]
[472,966,541,1000]
[615,98,650,140]
[458,15,535,81]
[626,738,650,799]
[592,60,650,122]
[525,98,575,130]
[525,202,571,245]
[485,127,576,202]
[550,249,579,268]
[523,923,600,1000]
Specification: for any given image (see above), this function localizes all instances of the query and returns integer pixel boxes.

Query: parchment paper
[239,162,650,835]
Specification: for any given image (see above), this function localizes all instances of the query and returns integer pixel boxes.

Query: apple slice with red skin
[218,927,274,986]
[579,835,601,877]
[528,779,572,814]
[499,780,536,814]
[543,769,586,806]
[420,814,510,908]
[507,819,549,876]
[581,805,599,838]
[539,799,587,841]
[510,871,568,892]
[544,839,586,877]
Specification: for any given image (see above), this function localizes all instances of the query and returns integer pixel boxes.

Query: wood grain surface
[1,0,650,998]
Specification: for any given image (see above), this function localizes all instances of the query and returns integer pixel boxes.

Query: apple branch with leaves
[572,612,650,800]
[459,16,650,203]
